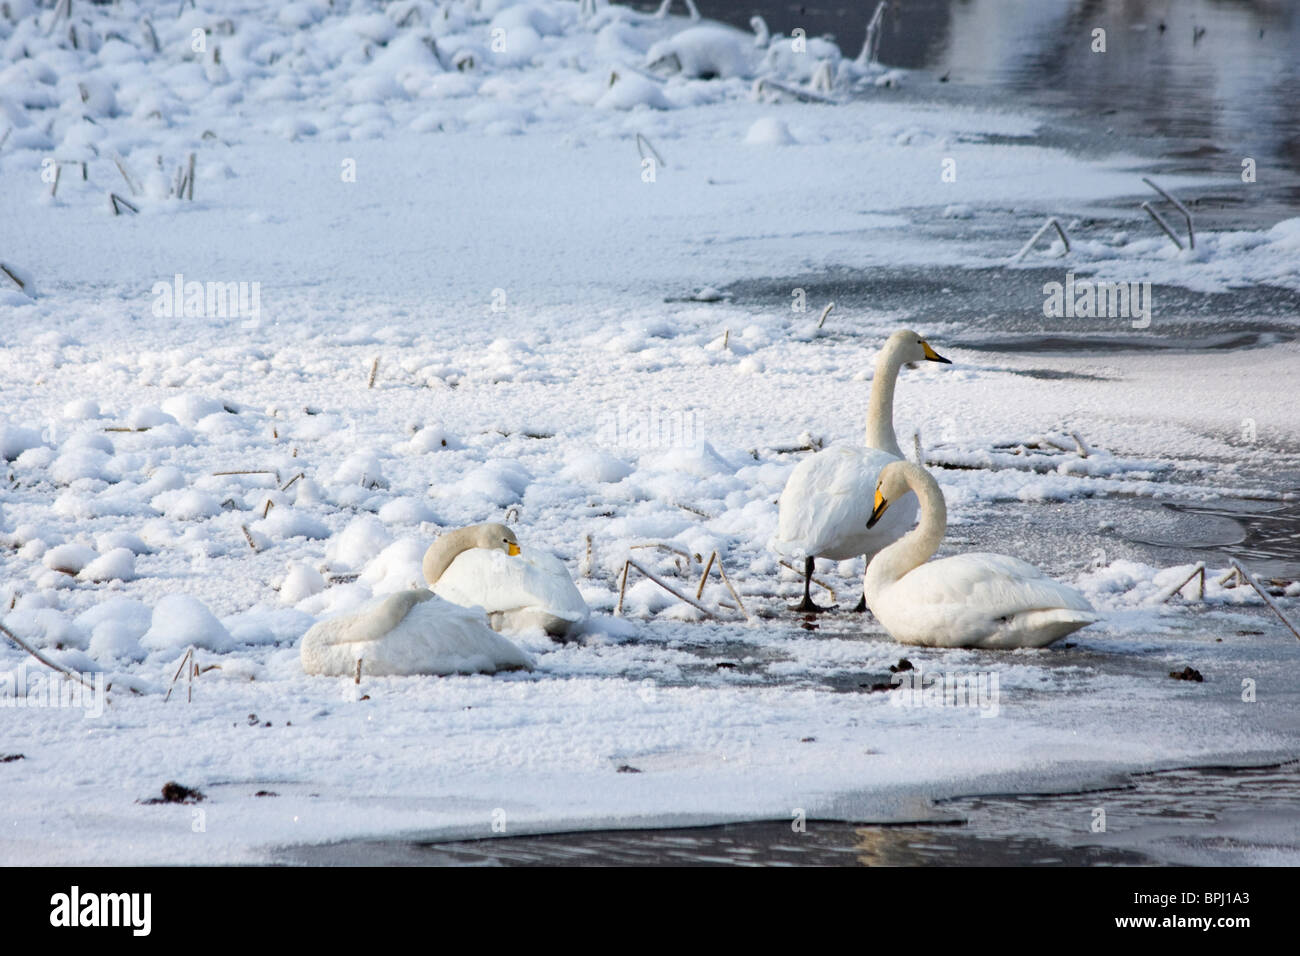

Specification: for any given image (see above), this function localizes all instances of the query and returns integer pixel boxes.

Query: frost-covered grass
[1,0,1299,863]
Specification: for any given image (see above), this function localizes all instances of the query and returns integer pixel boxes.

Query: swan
[299,589,533,677]
[864,461,1099,648]
[770,329,950,613]
[424,523,589,639]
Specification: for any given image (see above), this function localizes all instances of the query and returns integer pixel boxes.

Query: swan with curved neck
[770,329,951,613]
[423,523,519,587]
[864,461,1098,648]
[300,523,537,677]
[425,523,589,638]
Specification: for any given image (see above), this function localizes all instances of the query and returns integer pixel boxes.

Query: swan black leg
[792,556,829,613]
[852,593,867,613]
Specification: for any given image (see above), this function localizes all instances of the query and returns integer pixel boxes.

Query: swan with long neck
[425,523,589,638]
[298,589,534,677]
[422,523,519,586]
[864,461,1098,648]
[300,523,534,677]
[770,329,950,613]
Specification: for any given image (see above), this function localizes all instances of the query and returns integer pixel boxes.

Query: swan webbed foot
[792,557,831,614]
[851,594,868,613]
[790,595,832,614]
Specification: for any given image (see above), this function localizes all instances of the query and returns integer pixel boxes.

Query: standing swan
[425,524,589,638]
[864,461,1098,648]
[770,329,951,612]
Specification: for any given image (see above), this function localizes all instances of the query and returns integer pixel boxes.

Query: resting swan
[425,523,589,638]
[299,589,534,677]
[770,329,951,612]
[300,523,546,677]
[864,461,1099,648]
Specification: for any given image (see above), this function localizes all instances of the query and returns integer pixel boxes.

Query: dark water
[689,0,1300,345]
[284,761,1300,866]
[686,0,1300,214]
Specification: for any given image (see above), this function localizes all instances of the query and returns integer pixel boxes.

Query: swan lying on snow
[299,589,534,677]
[865,461,1099,649]
[299,523,585,676]
[770,329,950,613]
[425,523,589,638]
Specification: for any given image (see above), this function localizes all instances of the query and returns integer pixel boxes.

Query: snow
[0,0,1297,863]
[78,548,137,584]
[139,595,234,654]
[744,116,795,145]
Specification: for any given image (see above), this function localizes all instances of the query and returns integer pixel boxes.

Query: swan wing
[433,549,589,627]
[772,445,913,560]
[878,553,1097,648]
[300,590,533,676]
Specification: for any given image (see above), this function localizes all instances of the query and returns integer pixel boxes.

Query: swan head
[423,522,520,586]
[885,329,951,366]
[867,460,914,529]
[472,522,520,556]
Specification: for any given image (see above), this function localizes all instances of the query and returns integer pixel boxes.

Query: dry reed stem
[1155,562,1206,604]
[615,559,717,620]
[1142,177,1194,249]
[164,646,194,703]
[695,551,717,599]
[0,621,105,695]
[1140,202,1184,250]
[1230,559,1300,642]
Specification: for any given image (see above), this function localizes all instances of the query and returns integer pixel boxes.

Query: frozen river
[1,0,1298,865]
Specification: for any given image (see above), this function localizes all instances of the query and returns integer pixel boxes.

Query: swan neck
[868,464,946,588]
[422,528,477,586]
[865,345,903,456]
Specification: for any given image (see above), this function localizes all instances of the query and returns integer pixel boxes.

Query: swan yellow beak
[921,341,951,364]
[867,490,888,529]
[507,543,520,556]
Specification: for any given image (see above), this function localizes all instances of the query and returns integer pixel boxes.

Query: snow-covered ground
[2,1,1299,864]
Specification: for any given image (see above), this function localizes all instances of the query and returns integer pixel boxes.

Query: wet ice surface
[725,263,1300,351]
[283,762,1300,866]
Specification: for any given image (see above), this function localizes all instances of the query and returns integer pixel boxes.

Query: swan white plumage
[770,329,951,612]
[299,589,534,677]
[424,523,589,638]
[864,461,1099,648]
